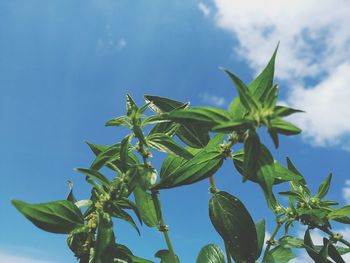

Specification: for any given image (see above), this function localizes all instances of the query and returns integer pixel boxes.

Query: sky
[1,0,350,262]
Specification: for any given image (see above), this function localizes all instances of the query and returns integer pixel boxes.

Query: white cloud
[343,180,350,204]
[0,251,55,263]
[212,0,350,149]
[199,93,226,107]
[198,2,211,17]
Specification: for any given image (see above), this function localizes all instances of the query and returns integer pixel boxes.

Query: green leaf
[66,180,77,203]
[133,186,158,228]
[212,119,251,133]
[12,199,84,234]
[223,68,260,112]
[90,143,121,170]
[155,249,180,263]
[144,95,186,113]
[304,229,324,262]
[109,205,140,235]
[176,124,210,148]
[92,212,115,263]
[270,118,301,135]
[126,94,139,117]
[75,168,111,188]
[105,116,130,127]
[255,219,266,258]
[164,107,232,128]
[265,246,295,263]
[328,241,345,263]
[209,191,258,262]
[278,236,304,248]
[146,133,193,159]
[243,129,261,180]
[228,45,278,117]
[328,205,350,219]
[273,105,304,118]
[316,173,332,199]
[196,244,225,263]
[120,134,132,172]
[155,147,223,189]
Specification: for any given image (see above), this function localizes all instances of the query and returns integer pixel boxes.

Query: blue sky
[1,0,350,262]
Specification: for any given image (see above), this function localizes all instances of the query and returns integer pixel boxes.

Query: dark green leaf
[328,241,345,263]
[265,246,295,263]
[133,186,158,228]
[316,174,332,199]
[109,205,140,235]
[270,118,301,135]
[328,205,350,220]
[164,107,232,128]
[223,68,260,112]
[155,249,180,263]
[144,95,186,114]
[209,191,258,262]
[274,105,304,118]
[243,129,261,180]
[120,134,132,172]
[196,244,225,263]
[212,119,251,133]
[278,236,304,248]
[155,147,223,189]
[75,168,111,188]
[126,94,139,116]
[105,116,130,127]
[176,123,210,148]
[304,229,324,262]
[146,133,193,159]
[255,219,266,258]
[12,199,84,234]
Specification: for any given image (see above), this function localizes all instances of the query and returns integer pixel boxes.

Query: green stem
[262,220,283,263]
[209,176,218,194]
[135,133,178,262]
[152,191,177,262]
[317,226,350,248]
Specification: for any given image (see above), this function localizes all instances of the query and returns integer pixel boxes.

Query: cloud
[198,3,211,17]
[0,251,56,263]
[199,93,226,107]
[212,0,350,149]
[343,180,350,204]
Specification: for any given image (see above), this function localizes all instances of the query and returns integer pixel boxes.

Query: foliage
[12,47,350,262]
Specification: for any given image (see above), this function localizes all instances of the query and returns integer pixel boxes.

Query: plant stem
[262,220,283,263]
[209,176,218,194]
[135,134,178,262]
[317,225,350,248]
[151,190,177,262]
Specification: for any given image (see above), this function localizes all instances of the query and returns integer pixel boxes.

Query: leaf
[304,229,324,262]
[146,133,193,159]
[212,119,251,133]
[270,118,301,135]
[126,94,139,117]
[176,124,210,148]
[243,129,261,180]
[196,244,225,263]
[120,134,132,172]
[109,205,140,235]
[66,180,77,203]
[90,143,121,170]
[164,107,232,128]
[12,199,84,234]
[273,105,304,118]
[278,236,304,248]
[75,168,111,188]
[155,250,180,263]
[328,241,345,263]
[265,246,295,263]
[105,116,130,127]
[223,68,260,112]
[328,205,350,220]
[144,95,187,113]
[228,45,278,117]
[209,191,258,262]
[133,186,158,228]
[92,212,115,263]
[155,147,223,189]
[316,173,332,199]
[255,219,266,258]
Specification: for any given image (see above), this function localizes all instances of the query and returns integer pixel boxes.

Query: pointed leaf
[265,246,295,263]
[316,174,332,199]
[12,199,84,234]
[255,219,266,258]
[196,244,225,263]
[328,205,350,220]
[209,191,258,262]
[133,186,158,228]
[270,118,301,135]
[75,168,111,188]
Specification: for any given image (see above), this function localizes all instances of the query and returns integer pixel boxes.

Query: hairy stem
[262,220,283,262]
[135,133,178,262]
[317,225,350,248]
